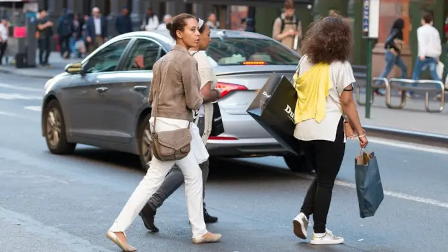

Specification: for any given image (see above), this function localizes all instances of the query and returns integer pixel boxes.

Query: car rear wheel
[137,113,152,171]
[44,100,76,154]
[283,154,313,173]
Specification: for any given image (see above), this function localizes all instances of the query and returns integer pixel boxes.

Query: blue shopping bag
[355,149,384,218]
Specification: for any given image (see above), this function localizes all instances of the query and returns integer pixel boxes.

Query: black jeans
[38,37,51,65]
[299,117,345,233]
[0,41,7,64]
[59,35,71,58]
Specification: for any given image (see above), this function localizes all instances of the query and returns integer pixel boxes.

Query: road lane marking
[236,157,448,209]
[0,83,43,92]
[0,93,42,100]
[296,173,448,209]
[368,137,448,155]
[24,106,42,112]
[0,206,114,252]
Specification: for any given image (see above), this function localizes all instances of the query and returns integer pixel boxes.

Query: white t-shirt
[190,51,217,117]
[293,55,355,142]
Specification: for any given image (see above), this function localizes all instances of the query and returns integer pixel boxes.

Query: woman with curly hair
[291,14,368,245]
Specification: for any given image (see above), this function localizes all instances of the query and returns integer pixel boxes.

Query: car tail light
[215,82,248,98]
[208,136,238,140]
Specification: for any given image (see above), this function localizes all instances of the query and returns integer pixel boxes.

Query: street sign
[362,0,380,39]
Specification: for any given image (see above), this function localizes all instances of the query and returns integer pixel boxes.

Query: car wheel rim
[46,108,62,148]
[142,123,152,165]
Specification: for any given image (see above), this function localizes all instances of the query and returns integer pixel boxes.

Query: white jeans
[109,117,208,238]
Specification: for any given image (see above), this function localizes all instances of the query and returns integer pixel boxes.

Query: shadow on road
[69,147,314,184]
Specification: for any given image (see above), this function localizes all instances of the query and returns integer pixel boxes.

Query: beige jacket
[149,45,203,121]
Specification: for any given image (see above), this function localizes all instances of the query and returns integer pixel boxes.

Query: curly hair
[300,15,353,64]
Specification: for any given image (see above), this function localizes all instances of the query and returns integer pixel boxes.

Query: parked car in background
[41,30,311,172]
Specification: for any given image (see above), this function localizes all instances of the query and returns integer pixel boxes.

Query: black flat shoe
[139,204,159,232]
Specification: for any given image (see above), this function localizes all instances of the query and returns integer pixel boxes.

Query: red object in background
[445,24,448,33]
[54,35,60,52]
[13,26,26,38]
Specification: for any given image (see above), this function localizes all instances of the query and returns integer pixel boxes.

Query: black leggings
[299,117,345,233]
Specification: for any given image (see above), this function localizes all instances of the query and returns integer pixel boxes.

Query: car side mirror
[65,62,85,75]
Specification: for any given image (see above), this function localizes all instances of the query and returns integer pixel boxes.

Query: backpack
[280,14,299,32]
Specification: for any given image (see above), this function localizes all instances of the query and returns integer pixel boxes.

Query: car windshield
[206,37,299,66]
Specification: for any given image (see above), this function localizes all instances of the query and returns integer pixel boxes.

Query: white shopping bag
[190,123,209,164]
[437,61,444,80]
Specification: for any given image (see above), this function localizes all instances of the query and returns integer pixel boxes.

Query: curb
[364,124,448,148]
[0,67,59,79]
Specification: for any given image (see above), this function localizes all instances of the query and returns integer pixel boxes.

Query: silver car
[41,30,310,172]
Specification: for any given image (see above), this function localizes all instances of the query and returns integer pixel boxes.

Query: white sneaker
[293,212,309,239]
[310,230,344,245]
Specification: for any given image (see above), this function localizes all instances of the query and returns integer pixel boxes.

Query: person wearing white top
[410,13,442,96]
[291,14,368,245]
[0,17,8,65]
[156,14,172,30]
[139,18,221,233]
[141,8,159,31]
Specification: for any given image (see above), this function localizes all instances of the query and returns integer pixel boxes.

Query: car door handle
[133,86,147,92]
[96,87,108,93]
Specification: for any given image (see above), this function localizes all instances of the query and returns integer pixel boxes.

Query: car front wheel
[137,113,152,171]
[283,154,312,173]
[44,100,76,154]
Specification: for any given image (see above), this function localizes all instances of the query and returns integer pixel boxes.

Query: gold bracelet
[358,134,366,138]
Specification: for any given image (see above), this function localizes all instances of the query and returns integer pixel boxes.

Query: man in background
[272,0,302,53]
[86,7,108,53]
[115,6,132,35]
[410,12,442,98]
[57,9,74,59]
[36,9,54,67]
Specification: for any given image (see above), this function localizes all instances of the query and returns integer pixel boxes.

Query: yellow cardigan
[293,63,332,124]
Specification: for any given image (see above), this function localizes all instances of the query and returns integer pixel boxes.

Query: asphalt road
[1,74,448,252]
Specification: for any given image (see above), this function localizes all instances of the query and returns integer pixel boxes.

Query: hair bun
[166,22,172,30]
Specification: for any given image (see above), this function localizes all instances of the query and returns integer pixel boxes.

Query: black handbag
[210,102,224,136]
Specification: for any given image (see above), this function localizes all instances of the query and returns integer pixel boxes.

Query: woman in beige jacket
[139,18,221,233]
[106,14,221,252]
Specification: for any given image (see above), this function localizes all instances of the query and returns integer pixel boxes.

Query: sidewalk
[357,95,448,136]
[0,52,80,79]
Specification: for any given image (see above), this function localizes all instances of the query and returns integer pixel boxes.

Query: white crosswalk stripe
[0,83,43,115]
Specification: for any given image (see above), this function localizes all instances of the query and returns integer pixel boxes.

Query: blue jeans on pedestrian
[379,50,408,80]
[410,56,441,94]
[376,51,407,94]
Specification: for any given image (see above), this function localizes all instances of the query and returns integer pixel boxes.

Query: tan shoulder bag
[151,82,192,161]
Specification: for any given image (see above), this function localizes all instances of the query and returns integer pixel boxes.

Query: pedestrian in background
[86,7,108,53]
[141,8,159,31]
[157,14,172,30]
[36,9,53,67]
[291,13,368,245]
[206,13,219,29]
[106,13,221,252]
[376,18,407,96]
[57,9,74,59]
[115,6,132,35]
[410,12,442,98]
[272,0,302,53]
[139,19,220,233]
[0,17,8,65]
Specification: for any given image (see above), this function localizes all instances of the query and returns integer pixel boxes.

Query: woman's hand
[358,133,368,148]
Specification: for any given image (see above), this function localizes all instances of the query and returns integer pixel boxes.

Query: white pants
[109,117,208,238]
